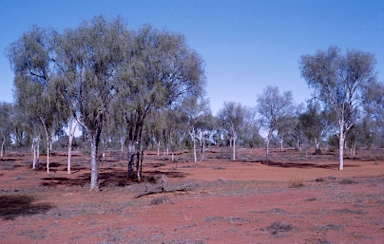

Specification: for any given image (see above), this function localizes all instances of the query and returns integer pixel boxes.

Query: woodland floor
[0,147,383,243]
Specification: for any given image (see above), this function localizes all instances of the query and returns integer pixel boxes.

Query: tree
[7,25,64,172]
[364,80,384,147]
[300,46,376,170]
[113,25,206,180]
[55,16,129,190]
[256,86,296,163]
[298,101,330,152]
[0,102,12,160]
[178,96,211,163]
[217,102,248,161]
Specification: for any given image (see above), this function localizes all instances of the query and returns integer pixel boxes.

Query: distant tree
[9,103,30,154]
[256,86,296,163]
[276,104,304,151]
[346,118,373,156]
[300,46,377,170]
[178,96,211,163]
[298,101,330,152]
[217,102,248,161]
[0,102,12,160]
[364,80,384,147]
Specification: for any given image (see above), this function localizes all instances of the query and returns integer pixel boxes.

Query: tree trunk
[1,137,5,160]
[265,138,270,163]
[315,138,320,150]
[232,134,236,161]
[67,118,78,174]
[32,137,40,170]
[338,122,345,171]
[200,131,204,154]
[39,116,51,173]
[89,131,100,191]
[157,141,160,156]
[189,130,197,163]
[127,141,135,179]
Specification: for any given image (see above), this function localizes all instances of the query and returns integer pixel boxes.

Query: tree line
[1,16,383,190]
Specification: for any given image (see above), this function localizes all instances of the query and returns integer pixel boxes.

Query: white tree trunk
[32,137,40,170]
[90,134,99,191]
[338,121,345,170]
[67,118,78,174]
[232,134,236,161]
[39,116,51,173]
[315,138,320,150]
[189,129,197,163]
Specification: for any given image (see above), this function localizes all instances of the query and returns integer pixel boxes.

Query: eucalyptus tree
[240,109,263,149]
[114,25,206,180]
[364,80,384,147]
[298,101,331,152]
[217,102,248,161]
[7,25,64,172]
[300,46,377,170]
[9,103,30,154]
[55,16,130,190]
[256,86,296,163]
[0,102,12,160]
[178,96,211,163]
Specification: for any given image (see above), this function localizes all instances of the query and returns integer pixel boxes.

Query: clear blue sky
[1,0,383,114]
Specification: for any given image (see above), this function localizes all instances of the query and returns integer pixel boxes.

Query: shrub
[288,176,304,188]
[266,221,293,235]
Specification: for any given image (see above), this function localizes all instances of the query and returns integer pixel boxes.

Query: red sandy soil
[0,148,383,243]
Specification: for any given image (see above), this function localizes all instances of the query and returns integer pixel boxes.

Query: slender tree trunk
[32,137,40,170]
[39,117,51,173]
[232,134,236,161]
[1,137,5,160]
[120,138,124,153]
[157,141,160,156]
[189,130,197,163]
[265,138,270,163]
[200,131,204,154]
[315,138,320,150]
[67,118,78,174]
[339,121,345,171]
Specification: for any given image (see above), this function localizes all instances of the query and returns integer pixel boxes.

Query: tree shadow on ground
[144,170,189,178]
[40,168,131,188]
[0,195,54,220]
[265,161,359,170]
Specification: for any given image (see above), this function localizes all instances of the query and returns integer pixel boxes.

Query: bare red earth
[0,148,383,243]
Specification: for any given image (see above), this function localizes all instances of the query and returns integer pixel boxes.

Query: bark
[1,138,5,160]
[89,130,101,191]
[32,137,40,170]
[67,119,78,174]
[338,121,345,171]
[265,138,270,163]
[127,141,135,179]
[315,138,320,150]
[232,134,236,161]
[189,130,197,163]
[39,117,51,173]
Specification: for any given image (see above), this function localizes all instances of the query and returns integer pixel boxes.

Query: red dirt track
[0,148,383,243]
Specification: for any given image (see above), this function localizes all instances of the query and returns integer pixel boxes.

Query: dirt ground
[0,148,383,243]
